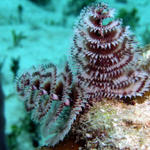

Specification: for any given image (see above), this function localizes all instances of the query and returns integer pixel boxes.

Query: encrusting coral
[71,2,150,102]
[16,2,150,149]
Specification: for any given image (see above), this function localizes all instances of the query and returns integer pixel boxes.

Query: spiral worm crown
[16,63,85,146]
[71,3,150,100]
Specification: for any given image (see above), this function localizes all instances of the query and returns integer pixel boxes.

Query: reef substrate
[71,93,150,150]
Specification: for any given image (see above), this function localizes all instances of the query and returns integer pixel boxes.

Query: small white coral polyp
[71,2,150,101]
[16,63,85,146]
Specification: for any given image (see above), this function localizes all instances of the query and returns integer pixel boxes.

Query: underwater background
[0,0,150,150]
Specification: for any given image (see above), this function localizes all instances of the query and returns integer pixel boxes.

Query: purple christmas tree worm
[71,2,150,103]
[16,62,86,146]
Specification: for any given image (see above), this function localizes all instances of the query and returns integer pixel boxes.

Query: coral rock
[72,94,150,149]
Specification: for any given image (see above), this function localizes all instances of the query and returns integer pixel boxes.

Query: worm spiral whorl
[71,2,150,101]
